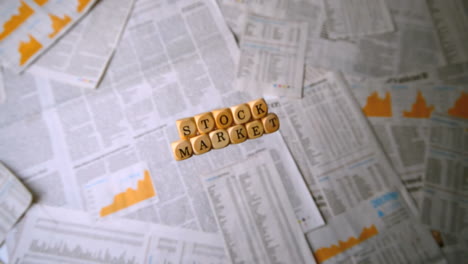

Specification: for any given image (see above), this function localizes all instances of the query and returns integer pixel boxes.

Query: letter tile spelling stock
[171,98,280,160]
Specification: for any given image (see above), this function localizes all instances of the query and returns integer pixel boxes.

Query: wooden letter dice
[247,98,268,119]
[227,124,247,144]
[246,120,264,139]
[230,103,252,125]
[171,139,193,161]
[190,134,212,155]
[176,117,197,139]
[212,108,233,129]
[194,112,215,134]
[209,129,230,149]
[262,113,280,134]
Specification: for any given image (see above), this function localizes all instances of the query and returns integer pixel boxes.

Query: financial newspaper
[349,80,467,202]
[9,205,227,263]
[307,0,446,77]
[0,67,4,104]
[324,0,394,39]
[28,0,135,89]
[307,188,446,264]
[202,152,317,264]
[270,72,406,220]
[0,0,97,72]
[216,0,446,78]
[0,162,32,243]
[0,0,322,237]
[427,0,468,64]
[236,13,308,98]
[420,114,468,263]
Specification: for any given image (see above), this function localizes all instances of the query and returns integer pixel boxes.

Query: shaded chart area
[448,92,468,119]
[30,239,138,264]
[77,0,93,13]
[313,225,379,263]
[0,1,34,41]
[403,91,434,118]
[362,92,392,117]
[100,171,156,217]
[48,14,72,38]
[18,35,43,65]
[33,0,49,6]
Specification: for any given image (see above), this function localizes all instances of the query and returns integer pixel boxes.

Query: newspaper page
[0,67,4,104]
[201,152,317,264]
[427,0,468,64]
[324,0,394,39]
[420,114,468,243]
[0,0,323,235]
[0,162,32,243]
[306,0,446,78]
[236,14,308,98]
[370,61,468,87]
[0,0,97,72]
[27,0,135,89]
[349,81,467,202]
[303,65,329,87]
[270,72,408,221]
[9,205,227,263]
[307,188,446,264]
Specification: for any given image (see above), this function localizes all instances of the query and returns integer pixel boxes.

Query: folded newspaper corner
[0,162,33,243]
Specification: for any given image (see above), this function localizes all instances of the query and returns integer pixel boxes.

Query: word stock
[171,98,280,161]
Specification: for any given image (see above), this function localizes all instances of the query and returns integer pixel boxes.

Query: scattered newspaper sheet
[0,67,4,104]
[27,0,135,89]
[0,0,97,72]
[324,0,394,39]
[349,80,467,202]
[270,72,409,221]
[236,14,308,98]
[201,152,317,264]
[420,114,468,253]
[372,61,468,87]
[9,205,227,263]
[0,0,322,236]
[427,0,468,64]
[306,0,446,77]
[0,162,32,243]
[307,188,446,264]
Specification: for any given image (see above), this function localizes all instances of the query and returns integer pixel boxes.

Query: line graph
[83,163,157,218]
[0,1,34,41]
[30,239,138,264]
[313,225,379,263]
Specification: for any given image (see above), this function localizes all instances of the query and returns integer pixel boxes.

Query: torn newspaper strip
[201,152,317,264]
[9,205,227,263]
[0,162,32,243]
[27,0,135,89]
[236,13,308,98]
[0,0,98,72]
